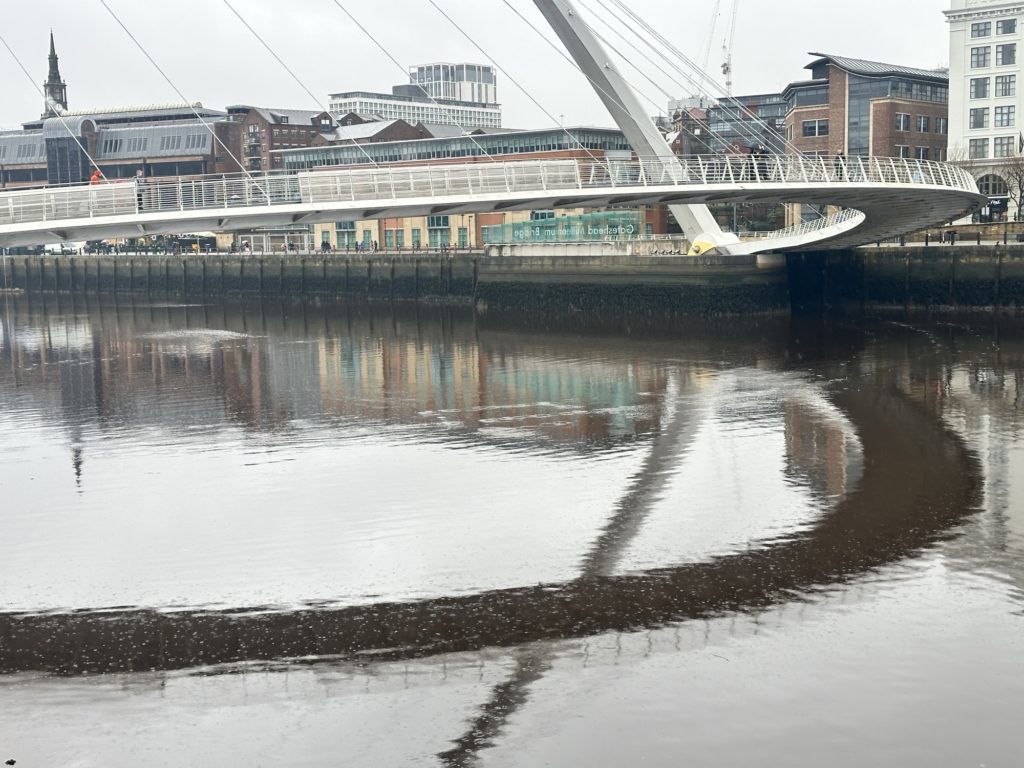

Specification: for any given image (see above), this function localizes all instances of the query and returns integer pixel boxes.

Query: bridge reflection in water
[2,297,1022,766]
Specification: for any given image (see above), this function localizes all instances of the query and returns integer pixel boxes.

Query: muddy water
[0,296,1021,767]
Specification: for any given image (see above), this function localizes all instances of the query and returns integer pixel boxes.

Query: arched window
[978,173,1009,197]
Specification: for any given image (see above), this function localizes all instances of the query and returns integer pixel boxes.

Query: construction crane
[721,0,739,95]
[700,0,722,76]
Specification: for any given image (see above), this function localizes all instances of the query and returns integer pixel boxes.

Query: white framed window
[996,75,1017,97]
[997,43,1017,65]
[970,108,991,129]
[994,136,1015,157]
[971,77,991,99]
[972,46,992,68]
[914,147,930,160]
[895,145,911,158]
[895,113,911,131]
[997,19,1017,35]
[969,138,990,159]
[995,105,1016,127]
[973,21,993,38]
[916,115,931,133]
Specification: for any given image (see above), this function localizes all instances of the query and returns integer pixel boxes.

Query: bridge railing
[0,155,979,230]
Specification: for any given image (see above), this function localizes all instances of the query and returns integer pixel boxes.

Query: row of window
[968,136,1020,159]
[969,105,1017,129]
[894,146,935,160]
[970,74,1017,99]
[971,19,1018,38]
[12,143,40,159]
[895,114,949,133]
[971,43,1017,68]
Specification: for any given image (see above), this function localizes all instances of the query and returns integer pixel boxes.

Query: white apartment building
[329,63,501,131]
[327,91,502,129]
[947,0,1024,218]
[410,63,498,105]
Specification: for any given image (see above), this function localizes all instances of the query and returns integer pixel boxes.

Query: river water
[0,295,1021,767]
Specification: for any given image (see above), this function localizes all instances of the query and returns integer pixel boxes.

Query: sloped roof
[328,119,407,142]
[416,123,467,138]
[807,53,949,83]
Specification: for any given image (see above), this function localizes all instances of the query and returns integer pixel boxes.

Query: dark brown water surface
[0,296,1021,767]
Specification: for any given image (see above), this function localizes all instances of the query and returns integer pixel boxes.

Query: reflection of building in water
[315,332,669,444]
[784,399,863,501]
[871,332,1024,601]
[0,300,671,454]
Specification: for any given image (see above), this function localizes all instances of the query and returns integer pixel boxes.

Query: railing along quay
[0,155,979,229]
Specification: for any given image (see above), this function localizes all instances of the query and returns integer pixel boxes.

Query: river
[1,295,1021,767]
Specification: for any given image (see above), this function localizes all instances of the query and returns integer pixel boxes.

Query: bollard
[925,233,930,247]
[977,232,982,246]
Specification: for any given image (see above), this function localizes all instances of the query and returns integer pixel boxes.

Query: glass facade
[482,211,642,244]
[282,128,631,171]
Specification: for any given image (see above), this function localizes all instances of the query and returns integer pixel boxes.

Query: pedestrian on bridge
[834,152,846,181]
[90,168,103,185]
[134,169,145,211]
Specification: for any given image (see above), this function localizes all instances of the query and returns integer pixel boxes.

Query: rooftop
[807,53,949,83]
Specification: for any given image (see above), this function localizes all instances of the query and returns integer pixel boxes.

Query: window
[969,138,990,159]
[971,77,991,98]
[801,119,829,137]
[978,174,1009,196]
[970,108,990,129]
[972,46,992,67]
[998,43,1017,65]
[973,21,992,38]
[936,117,949,134]
[994,136,1016,157]
[916,116,931,133]
[996,105,1016,127]
[996,75,1017,97]
[895,145,911,158]
[159,135,182,151]
[915,147,930,160]
[895,113,911,131]
[997,19,1017,35]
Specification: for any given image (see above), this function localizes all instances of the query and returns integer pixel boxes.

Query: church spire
[42,30,68,119]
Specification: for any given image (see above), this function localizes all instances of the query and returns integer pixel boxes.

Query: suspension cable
[498,1,718,156]
[97,0,267,196]
[427,0,608,168]
[220,0,381,169]
[0,32,104,185]
[579,0,789,155]
[330,0,498,164]
[603,0,805,155]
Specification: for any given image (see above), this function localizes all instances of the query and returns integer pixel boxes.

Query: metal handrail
[0,155,980,230]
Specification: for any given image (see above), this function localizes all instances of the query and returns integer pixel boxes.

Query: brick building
[783,53,950,161]
[225,106,336,174]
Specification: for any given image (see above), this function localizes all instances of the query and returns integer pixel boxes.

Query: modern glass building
[705,94,788,153]
[280,127,632,170]
[783,53,949,160]
[482,210,643,244]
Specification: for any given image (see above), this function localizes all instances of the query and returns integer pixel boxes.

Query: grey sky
[0,0,952,130]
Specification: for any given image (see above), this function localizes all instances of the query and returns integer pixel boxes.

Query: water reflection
[4,296,1023,766]
[0,298,981,668]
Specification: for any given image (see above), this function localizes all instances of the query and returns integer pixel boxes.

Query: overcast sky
[0,0,953,130]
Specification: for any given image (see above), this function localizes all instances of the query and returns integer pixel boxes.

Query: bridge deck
[0,155,983,253]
